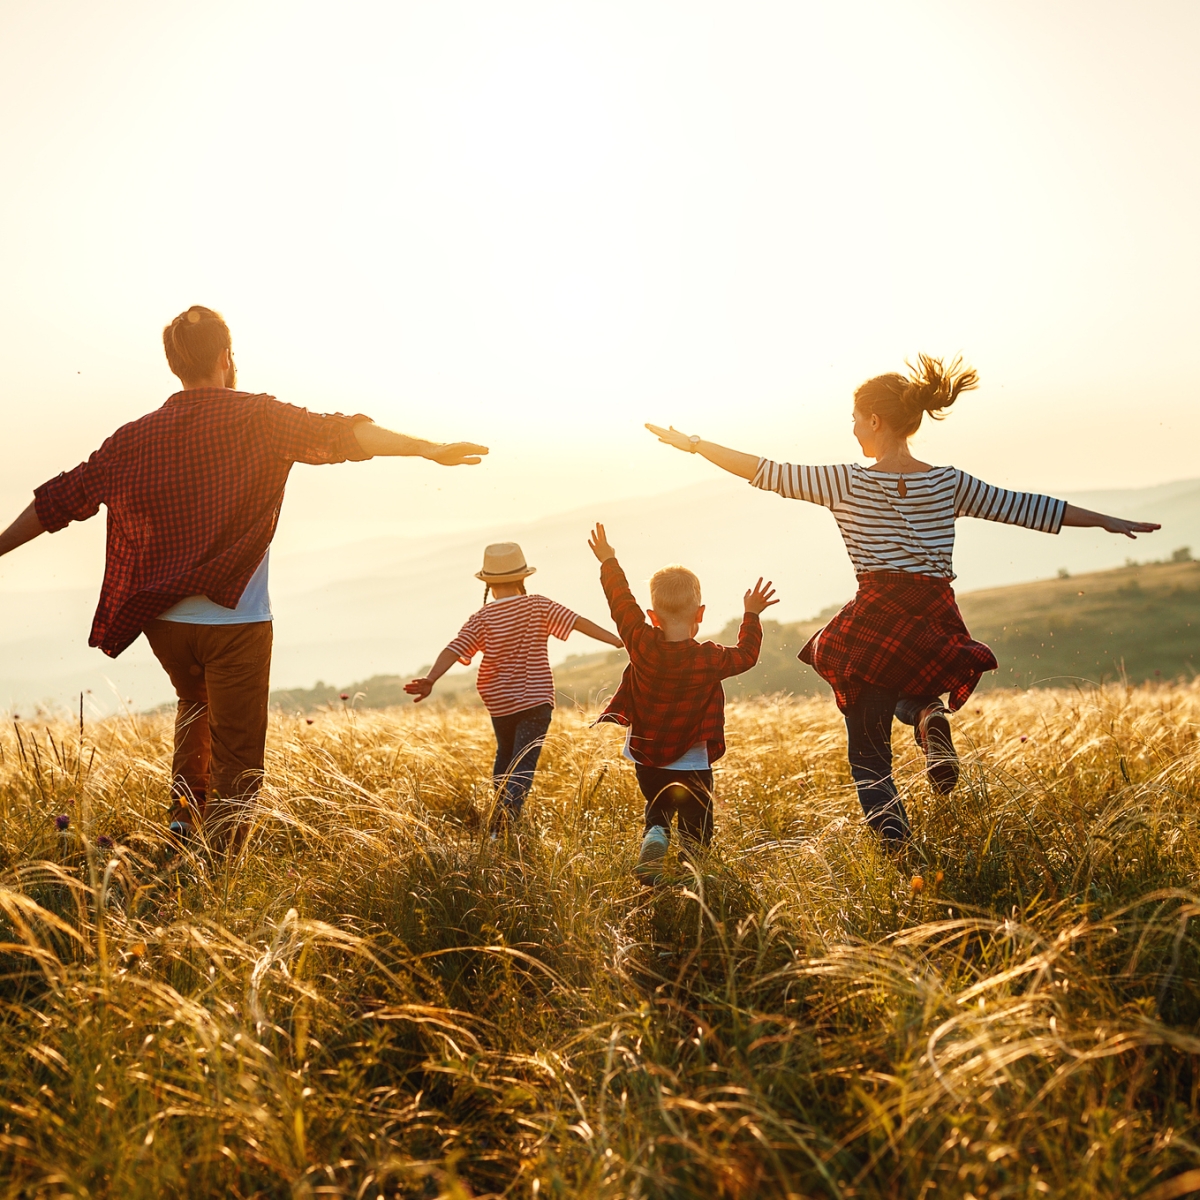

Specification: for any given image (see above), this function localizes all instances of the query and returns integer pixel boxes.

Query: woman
[647,355,1159,847]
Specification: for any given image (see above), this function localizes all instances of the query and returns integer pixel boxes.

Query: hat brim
[475,566,537,583]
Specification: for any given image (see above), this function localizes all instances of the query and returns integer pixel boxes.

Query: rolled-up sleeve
[954,471,1065,534]
[750,459,850,508]
[34,451,108,532]
[262,399,373,465]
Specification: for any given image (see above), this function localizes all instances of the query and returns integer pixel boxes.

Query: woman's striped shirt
[750,460,1066,579]
[446,593,579,717]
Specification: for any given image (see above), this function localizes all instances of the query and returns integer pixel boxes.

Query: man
[0,305,487,850]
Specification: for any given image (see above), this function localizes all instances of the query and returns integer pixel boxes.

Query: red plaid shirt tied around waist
[34,389,370,657]
[596,558,762,767]
[800,570,997,713]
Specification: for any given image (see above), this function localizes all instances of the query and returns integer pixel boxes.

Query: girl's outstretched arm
[572,616,624,648]
[1061,504,1161,539]
[645,424,760,480]
[404,647,460,703]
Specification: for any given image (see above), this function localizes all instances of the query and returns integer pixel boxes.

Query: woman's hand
[645,424,696,453]
[1062,504,1161,539]
[588,523,617,563]
[743,578,779,615]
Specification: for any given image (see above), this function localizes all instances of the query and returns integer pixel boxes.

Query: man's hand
[404,677,435,703]
[424,442,489,467]
[645,424,696,453]
[743,578,779,615]
[588,523,616,563]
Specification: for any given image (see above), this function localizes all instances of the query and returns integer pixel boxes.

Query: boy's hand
[424,442,489,467]
[743,578,779,615]
[404,677,435,703]
[588,522,616,563]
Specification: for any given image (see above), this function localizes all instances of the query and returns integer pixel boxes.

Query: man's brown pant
[144,619,273,851]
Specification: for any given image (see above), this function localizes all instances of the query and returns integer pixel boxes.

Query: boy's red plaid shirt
[596,558,762,767]
[34,389,370,657]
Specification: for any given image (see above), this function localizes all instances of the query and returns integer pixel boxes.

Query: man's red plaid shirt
[596,558,761,767]
[34,389,370,657]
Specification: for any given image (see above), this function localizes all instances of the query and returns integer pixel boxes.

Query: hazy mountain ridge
[4,475,1197,715]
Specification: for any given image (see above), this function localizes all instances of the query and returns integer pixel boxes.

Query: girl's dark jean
[490,703,554,822]
[634,765,714,847]
[843,685,939,846]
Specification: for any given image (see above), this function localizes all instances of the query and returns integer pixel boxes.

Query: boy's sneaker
[633,825,670,886]
[915,704,959,795]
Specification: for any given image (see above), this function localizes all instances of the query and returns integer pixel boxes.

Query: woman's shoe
[916,704,959,794]
[633,825,670,886]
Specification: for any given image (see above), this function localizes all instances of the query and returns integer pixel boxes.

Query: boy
[587,522,777,883]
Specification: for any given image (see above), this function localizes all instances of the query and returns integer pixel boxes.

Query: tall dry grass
[0,685,1198,1198]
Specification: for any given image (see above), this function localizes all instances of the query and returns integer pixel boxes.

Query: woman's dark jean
[843,685,939,845]
[490,703,554,823]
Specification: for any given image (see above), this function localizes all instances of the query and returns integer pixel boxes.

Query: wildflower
[339,692,350,701]
[54,813,70,831]
[97,835,113,849]
[934,870,944,884]
[911,875,924,892]
[1020,736,1028,743]
[306,718,314,725]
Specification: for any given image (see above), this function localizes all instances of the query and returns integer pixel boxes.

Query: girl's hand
[404,677,435,703]
[645,423,696,453]
[743,578,779,615]
[589,522,616,562]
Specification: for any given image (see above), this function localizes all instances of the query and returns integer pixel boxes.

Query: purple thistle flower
[339,693,350,702]
[97,835,113,849]
[54,813,70,831]
[1020,736,1028,743]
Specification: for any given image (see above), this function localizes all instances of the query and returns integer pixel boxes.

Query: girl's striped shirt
[446,593,579,717]
[751,460,1066,579]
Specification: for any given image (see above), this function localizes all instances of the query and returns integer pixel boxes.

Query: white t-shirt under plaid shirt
[446,594,579,717]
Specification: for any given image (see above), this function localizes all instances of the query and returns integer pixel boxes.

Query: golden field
[0,686,1198,1198]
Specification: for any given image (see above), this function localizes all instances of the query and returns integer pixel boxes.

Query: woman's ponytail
[854,354,979,438]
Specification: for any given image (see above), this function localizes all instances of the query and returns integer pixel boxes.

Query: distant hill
[272,554,1200,712]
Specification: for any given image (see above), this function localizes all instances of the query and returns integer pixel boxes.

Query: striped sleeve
[544,598,579,641]
[953,471,1066,534]
[446,612,484,664]
[749,459,850,508]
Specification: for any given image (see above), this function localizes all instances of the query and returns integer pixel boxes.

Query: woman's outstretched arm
[1061,504,1160,540]
[645,424,759,480]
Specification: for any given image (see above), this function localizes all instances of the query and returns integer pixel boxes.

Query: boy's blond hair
[649,564,702,618]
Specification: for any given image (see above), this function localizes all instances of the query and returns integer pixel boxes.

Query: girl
[405,541,623,831]
[646,356,1159,847]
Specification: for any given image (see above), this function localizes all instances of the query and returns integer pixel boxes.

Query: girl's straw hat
[475,542,537,583]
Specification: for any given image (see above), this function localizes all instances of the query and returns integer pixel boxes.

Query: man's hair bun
[162,305,231,384]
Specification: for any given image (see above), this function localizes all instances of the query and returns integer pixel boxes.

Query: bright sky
[0,1,1197,592]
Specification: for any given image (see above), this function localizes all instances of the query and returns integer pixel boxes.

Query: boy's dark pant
[843,684,939,845]
[144,618,274,850]
[634,765,714,846]
[490,703,553,821]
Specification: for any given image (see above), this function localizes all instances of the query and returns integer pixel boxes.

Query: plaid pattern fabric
[596,558,761,767]
[34,389,370,657]
[800,570,997,713]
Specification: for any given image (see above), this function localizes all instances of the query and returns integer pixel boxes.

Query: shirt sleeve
[258,397,373,465]
[543,598,579,641]
[749,459,850,508]
[600,558,650,648]
[706,612,763,679]
[446,614,484,665]
[953,471,1066,534]
[33,444,110,532]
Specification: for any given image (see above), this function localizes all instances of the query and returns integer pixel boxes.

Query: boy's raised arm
[714,578,777,678]
[588,523,646,646]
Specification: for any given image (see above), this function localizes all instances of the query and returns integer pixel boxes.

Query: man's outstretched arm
[0,502,46,559]
[353,422,488,466]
